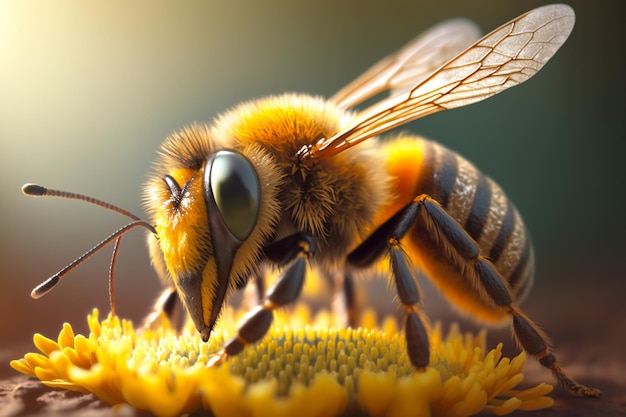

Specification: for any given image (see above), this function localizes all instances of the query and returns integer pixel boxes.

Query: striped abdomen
[379,136,534,322]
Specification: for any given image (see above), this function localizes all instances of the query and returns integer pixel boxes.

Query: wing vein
[310,4,574,160]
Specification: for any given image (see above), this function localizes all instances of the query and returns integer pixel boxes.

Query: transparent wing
[330,18,481,109]
[310,4,575,160]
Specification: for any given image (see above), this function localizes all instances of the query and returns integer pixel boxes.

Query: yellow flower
[11,306,553,417]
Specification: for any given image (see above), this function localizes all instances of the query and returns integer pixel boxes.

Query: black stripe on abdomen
[438,147,458,208]
[488,199,515,263]
[465,172,491,241]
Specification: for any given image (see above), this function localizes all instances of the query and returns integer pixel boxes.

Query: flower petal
[12,307,554,417]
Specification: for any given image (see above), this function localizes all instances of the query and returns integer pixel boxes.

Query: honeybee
[24,4,601,397]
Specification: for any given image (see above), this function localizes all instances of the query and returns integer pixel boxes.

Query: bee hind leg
[419,195,600,397]
[351,194,600,396]
[207,232,316,367]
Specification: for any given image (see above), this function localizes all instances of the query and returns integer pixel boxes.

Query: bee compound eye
[207,150,261,241]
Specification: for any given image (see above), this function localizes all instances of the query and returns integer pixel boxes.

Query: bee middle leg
[347,198,431,369]
[208,232,316,367]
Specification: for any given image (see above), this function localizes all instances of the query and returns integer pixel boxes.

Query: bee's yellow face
[150,167,215,339]
[143,124,284,340]
[153,167,210,276]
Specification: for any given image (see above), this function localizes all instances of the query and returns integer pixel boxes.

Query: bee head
[145,124,282,341]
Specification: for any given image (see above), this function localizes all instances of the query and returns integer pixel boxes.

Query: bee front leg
[207,232,316,367]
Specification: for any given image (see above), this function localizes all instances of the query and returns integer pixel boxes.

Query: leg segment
[349,195,601,397]
[348,200,431,369]
[208,232,315,367]
[389,243,430,369]
[510,307,601,397]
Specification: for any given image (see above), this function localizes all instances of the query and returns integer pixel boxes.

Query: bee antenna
[30,220,156,299]
[22,183,142,221]
[24,183,156,315]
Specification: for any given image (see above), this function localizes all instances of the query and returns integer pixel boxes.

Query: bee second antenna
[29,220,155,298]
[22,183,142,221]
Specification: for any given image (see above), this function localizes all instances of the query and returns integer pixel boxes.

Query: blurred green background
[1,0,623,356]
